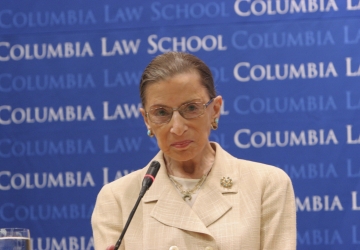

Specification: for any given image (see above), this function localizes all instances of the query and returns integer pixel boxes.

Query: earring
[211,118,219,130]
[147,129,154,137]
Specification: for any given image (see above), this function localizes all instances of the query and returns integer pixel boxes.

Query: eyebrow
[149,99,203,109]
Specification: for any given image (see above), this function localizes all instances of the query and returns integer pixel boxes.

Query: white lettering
[233,61,337,82]
[147,34,227,54]
[0,41,93,61]
[0,105,95,125]
[347,125,360,144]
[0,171,95,190]
[234,128,338,148]
[234,0,338,16]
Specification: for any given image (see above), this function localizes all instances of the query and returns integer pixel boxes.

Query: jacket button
[205,247,213,250]
[169,246,179,250]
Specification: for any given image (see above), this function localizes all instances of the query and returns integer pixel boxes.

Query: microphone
[139,160,161,197]
[114,160,161,250]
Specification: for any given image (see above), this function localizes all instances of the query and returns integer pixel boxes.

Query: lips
[171,140,192,148]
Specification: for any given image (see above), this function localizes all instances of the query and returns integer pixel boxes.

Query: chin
[169,149,197,162]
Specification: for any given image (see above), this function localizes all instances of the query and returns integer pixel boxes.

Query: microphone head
[142,160,161,189]
[146,160,161,176]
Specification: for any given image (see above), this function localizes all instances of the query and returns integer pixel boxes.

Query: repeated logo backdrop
[1,0,360,249]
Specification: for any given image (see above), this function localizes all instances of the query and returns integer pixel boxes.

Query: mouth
[171,140,192,148]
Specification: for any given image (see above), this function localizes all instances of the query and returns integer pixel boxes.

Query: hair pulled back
[139,52,216,107]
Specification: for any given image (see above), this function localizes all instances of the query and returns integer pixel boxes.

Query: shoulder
[213,142,291,186]
[220,149,295,205]
[95,151,164,204]
[239,158,289,180]
[96,168,145,204]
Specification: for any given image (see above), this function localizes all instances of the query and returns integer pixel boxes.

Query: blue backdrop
[1,0,360,249]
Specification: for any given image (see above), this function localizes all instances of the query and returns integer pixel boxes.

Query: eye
[184,103,200,113]
[152,107,171,117]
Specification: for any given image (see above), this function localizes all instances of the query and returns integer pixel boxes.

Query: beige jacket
[91,142,296,250]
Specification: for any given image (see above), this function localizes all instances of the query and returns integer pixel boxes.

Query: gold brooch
[220,177,232,188]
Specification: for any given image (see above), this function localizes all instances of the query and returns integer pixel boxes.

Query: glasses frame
[146,98,214,124]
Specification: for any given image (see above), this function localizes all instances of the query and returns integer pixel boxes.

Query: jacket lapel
[192,144,238,227]
[150,186,212,235]
[143,154,211,235]
[142,143,238,235]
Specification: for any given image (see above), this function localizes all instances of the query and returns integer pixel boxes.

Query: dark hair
[139,52,216,107]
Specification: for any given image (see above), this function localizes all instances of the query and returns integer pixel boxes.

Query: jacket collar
[142,142,239,235]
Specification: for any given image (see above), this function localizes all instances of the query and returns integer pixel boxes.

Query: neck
[164,143,215,179]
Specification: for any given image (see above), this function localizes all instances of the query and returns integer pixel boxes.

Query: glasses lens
[147,101,208,124]
[180,103,204,119]
[149,107,172,123]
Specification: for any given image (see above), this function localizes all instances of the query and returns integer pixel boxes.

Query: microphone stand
[114,192,144,250]
[113,160,160,250]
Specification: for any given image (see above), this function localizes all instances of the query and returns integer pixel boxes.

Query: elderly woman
[91,52,296,250]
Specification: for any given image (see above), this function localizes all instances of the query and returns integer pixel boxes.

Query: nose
[169,110,187,136]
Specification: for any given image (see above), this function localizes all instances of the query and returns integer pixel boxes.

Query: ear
[140,108,151,130]
[212,95,223,119]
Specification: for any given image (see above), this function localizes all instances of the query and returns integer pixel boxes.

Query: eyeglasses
[146,99,214,124]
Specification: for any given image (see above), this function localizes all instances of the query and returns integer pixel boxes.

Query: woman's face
[140,71,222,162]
